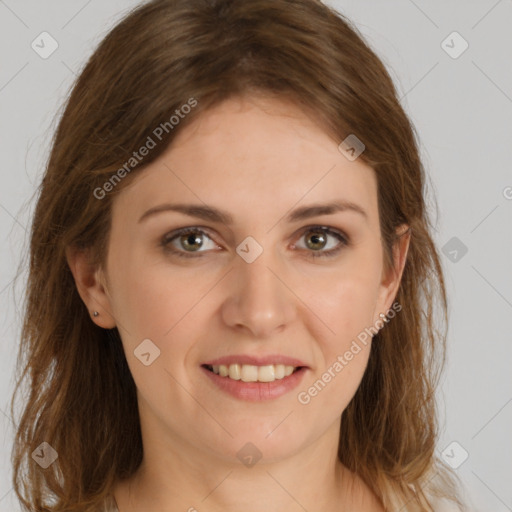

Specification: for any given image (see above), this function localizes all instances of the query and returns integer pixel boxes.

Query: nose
[221,249,297,339]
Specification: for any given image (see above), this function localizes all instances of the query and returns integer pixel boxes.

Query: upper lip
[202,354,309,368]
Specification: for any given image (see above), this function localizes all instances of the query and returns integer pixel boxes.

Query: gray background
[1,1,511,510]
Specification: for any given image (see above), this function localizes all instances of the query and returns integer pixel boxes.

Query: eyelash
[160,225,349,260]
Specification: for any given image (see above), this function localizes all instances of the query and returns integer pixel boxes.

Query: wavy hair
[11,0,464,510]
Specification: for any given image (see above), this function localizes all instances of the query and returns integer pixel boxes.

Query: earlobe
[65,246,117,329]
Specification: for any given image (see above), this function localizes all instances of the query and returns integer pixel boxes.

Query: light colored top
[99,493,462,511]
[101,494,119,512]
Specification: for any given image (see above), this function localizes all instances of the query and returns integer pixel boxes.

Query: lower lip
[200,366,308,401]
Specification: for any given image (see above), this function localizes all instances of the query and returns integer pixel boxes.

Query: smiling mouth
[202,363,303,383]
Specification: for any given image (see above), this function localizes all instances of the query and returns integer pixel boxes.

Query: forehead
[113,95,378,226]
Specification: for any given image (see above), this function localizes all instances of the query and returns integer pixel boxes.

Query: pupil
[307,231,326,250]
[182,232,203,251]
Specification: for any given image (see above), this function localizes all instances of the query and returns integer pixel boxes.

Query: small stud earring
[379,313,389,323]
[93,311,99,317]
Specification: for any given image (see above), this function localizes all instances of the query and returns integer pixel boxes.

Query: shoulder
[427,495,463,512]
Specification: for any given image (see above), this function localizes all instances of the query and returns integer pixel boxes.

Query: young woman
[11,0,466,510]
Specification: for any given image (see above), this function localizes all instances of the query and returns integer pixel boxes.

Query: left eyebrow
[138,200,368,225]
[285,201,368,222]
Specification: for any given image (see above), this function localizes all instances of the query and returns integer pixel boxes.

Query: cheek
[294,299,373,434]
[107,244,201,342]
[301,259,383,343]
[107,252,219,399]
[294,255,381,412]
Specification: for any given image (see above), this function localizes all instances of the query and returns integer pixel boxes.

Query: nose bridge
[222,244,296,337]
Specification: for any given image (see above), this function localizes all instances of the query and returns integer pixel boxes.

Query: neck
[112,432,363,511]
[112,400,383,511]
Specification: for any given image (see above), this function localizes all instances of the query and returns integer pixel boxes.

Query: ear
[374,224,410,320]
[65,246,117,329]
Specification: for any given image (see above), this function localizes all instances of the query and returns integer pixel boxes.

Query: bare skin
[68,94,408,511]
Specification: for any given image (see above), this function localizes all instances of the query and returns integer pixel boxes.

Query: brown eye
[294,226,348,259]
[305,229,328,251]
[178,231,204,252]
[161,227,219,258]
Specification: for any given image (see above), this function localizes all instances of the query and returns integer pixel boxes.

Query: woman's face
[90,95,405,465]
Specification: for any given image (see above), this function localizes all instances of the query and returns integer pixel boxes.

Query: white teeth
[274,364,285,379]
[257,365,275,382]
[241,364,258,382]
[284,365,294,376]
[209,363,298,382]
[228,363,241,380]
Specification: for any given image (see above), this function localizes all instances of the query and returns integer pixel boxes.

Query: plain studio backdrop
[0,1,511,511]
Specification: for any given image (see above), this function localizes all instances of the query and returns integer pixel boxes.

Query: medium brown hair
[11,0,464,510]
